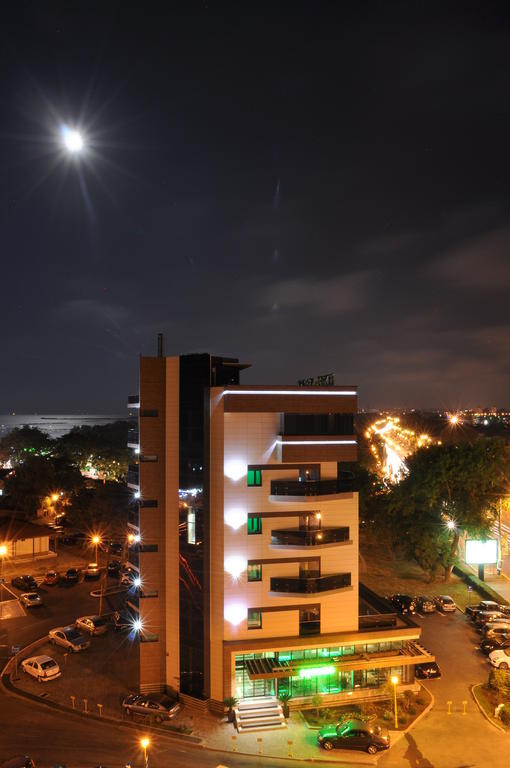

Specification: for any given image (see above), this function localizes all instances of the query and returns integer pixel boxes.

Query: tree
[4,455,84,519]
[0,426,54,465]
[57,421,131,480]
[387,439,510,581]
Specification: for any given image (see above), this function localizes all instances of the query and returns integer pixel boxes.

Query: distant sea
[0,414,131,439]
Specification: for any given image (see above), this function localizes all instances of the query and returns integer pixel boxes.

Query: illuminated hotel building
[127,343,433,717]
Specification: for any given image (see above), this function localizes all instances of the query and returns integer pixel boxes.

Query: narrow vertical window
[187,509,196,544]
[247,516,262,535]
[247,469,262,486]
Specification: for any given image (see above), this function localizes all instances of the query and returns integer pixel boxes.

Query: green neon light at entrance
[299,665,335,679]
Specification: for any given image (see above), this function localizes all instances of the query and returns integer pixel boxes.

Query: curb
[402,682,434,732]
[470,683,506,732]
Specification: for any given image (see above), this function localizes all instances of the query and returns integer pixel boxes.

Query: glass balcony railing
[128,429,139,446]
[127,395,140,407]
[270,572,351,594]
[270,475,354,496]
[271,527,350,546]
[127,464,139,488]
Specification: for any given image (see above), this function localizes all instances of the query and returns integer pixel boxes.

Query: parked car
[107,541,123,555]
[415,661,441,679]
[475,610,505,628]
[480,636,510,655]
[48,625,90,652]
[467,600,501,619]
[317,719,390,754]
[107,560,122,577]
[484,622,510,639]
[416,596,436,613]
[434,595,456,613]
[121,571,137,587]
[388,594,417,614]
[11,575,37,591]
[62,568,80,584]
[75,615,109,636]
[122,692,181,722]
[489,648,510,669]
[84,563,100,580]
[21,655,61,682]
[43,571,59,586]
[20,592,43,608]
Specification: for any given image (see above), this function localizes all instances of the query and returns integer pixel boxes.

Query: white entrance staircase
[234,696,287,732]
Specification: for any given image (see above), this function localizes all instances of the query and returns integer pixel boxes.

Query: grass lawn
[300,688,432,732]
[360,534,482,610]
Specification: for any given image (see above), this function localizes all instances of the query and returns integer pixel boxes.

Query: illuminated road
[365,417,437,483]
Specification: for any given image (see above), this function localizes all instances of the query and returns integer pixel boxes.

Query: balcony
[127,464,139,489]
[270,572,351,594]
[271,526,350,547]
[127,429,139,448]
[127,395,140,409]
[270,475,354,498]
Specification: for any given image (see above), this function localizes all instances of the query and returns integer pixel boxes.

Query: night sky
[2,1,510,412]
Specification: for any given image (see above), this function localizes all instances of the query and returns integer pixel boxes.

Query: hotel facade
[127,348,433,714]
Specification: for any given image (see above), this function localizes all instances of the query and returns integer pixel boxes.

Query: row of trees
[0,423,132,526]
[358,438,510,581]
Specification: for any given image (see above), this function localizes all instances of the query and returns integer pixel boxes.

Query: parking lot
[13,620,139,717]
[380,603,509,768]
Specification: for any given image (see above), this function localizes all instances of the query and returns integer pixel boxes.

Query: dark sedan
[415,661,441,679]
[388,594,417,614]
[61,568,80,583]
[122,692,181,722]
[317,719,389,754]
[416,596,436,613]
[11,575,38,591]
[480,637,510,656]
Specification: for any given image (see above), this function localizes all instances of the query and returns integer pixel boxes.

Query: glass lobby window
[247,516,262,534]
[247,562,262,581]
[247,469,262,486]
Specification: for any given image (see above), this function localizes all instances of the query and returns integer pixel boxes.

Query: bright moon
[62,127,84,153]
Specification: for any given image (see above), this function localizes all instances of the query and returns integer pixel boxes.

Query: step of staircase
[234,696,287,732]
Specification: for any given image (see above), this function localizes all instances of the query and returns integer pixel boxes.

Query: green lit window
[247,516,262,535]
[247,469,262,486]
[248,609,262,630]
[247,562,262,582]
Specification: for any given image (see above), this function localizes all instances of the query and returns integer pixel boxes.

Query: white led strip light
[223,389,356,396]
[277,439,357,445]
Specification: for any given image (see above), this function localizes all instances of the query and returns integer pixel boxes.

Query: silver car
[122,692,181,722]
[20,592,43,608]
[48,625,90,652]
[75,615,109,636]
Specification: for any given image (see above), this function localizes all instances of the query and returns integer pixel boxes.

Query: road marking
[415,613,424,618]
[436,612,446,617]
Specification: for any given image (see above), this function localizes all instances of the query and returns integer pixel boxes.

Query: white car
[75,615,109,636]
[20,592,43,608]
[434,595,456,612]
[48,625,90,652]
[489,649,510,669]
[21,655,61,682]
[84,563,100,579]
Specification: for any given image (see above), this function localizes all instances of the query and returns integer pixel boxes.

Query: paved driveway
[379,608,508,768]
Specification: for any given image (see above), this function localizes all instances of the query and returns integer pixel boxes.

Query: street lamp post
[0,544,7,604]
[92,535,101,563]
[140,737,149,768]
[391,675,399,729]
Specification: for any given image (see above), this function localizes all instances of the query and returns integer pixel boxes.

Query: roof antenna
[157,333,163,357]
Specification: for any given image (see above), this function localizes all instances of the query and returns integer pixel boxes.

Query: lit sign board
[465,539,498,565]
[299,665,335,679]
[298,374,335,387]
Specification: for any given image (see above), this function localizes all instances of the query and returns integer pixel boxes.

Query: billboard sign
[465,539,498,565]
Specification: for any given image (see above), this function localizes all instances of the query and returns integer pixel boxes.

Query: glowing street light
[51,493,59,502]
[61,126,84,153]
[446,519,456,531]
[140,737,150,768]
[0,543,7,603]
[91,534,101,562]
[391,675,399,729]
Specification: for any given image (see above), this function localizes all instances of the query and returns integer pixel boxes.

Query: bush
[399,715,407,726]
[416,696,425,705]
[488,669,510,696]
[382,710,393,722]
[500,704,510,726]
[401,690,414,712]
[408,706,417,716]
